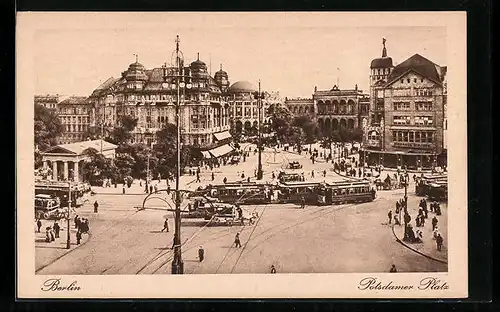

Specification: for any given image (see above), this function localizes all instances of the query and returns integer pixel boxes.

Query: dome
[228,81,256,93]
[214,69,228,80]
[125,61,148,81]
[370,57,393,68]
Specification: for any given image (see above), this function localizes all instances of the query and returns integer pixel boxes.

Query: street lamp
[66,169,73,249]
[254,80,264,180]
[162,35,192,274]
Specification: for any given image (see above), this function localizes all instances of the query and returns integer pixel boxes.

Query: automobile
[229,155,241,164]
[288,161,303,169]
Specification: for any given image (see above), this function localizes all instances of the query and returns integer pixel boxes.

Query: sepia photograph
[16,12,467,298]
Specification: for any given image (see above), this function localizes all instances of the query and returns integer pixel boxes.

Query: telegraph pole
[66,179,71,249]
[256,80,263,180]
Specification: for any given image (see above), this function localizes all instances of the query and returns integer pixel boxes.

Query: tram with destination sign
[196,182,273,205]
[315,180,376,205]
[35,180,92,207]
[276,181,321,204]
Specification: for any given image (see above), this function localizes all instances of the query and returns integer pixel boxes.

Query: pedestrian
[234,233,242,248]
[211,172,215,181]
[223,177,227,184]
[53,221,60,238]
[241,173,245,179]
[167,185,171,194]
[389,264,397,273]
[154,184,158,193]
[247,177,251,183]
[76,230,82,245]
[300,196,305,209]
[432,216,438,231]
[74,214,79,229]
[94,200,99,213]
[161,218,169,232]
[150,185,153,194]
[122,184,126,194]
[272,172,275,180]
[311,170,315,178]
[45,227,51,243]
[271,265,277,274]
[436,233,443,251]
[49,227,55,242]
[198,246,205,262]
[323,170,326,177]
[36,219,42,233]
[196,173,201,183]
[388,210,392,224]
[144,183,149,193]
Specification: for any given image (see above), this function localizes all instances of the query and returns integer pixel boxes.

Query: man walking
[300,196,305,209]
[234,233,242,248]
[198,246,205,262]
[76,230,81,245]
[436,233,443,251]
[388,210,392,224]
[74,215,79,229]
[211,172,215,181]
[36,219,42,233]
[94,200,99,213]
[432,216,438,231]
[53,221,60,238]
[161,218,169,232]
[196,172,201,183]
[270,265,277,274]
[389,264,397,272]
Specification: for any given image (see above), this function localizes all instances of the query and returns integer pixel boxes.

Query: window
[393,102,411,110]
[414,78,417,83]
[421,78,424,82]
[393,116,411,125]
[415,116,433,126]
[415,102,433,111]
[407,79,410,83]
[426,131,434,143]
[401,79,404,83]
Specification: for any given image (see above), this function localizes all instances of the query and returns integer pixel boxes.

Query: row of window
[393,116,434,126]
[59,107,88,115]
[60,116,90,124]
[392,131,435,143]
[392,88,435,97]
[393,102,434,111]
[65,124,89,133]
[126,92,219,102]
[400,78,425,84]
[317,105,356,115]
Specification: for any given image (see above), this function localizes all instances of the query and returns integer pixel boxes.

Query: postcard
[16,11,467,298]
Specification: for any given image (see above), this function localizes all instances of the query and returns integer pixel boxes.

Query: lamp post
[254,80,264,180]
[66,169,73,249]
[162,35,192,274]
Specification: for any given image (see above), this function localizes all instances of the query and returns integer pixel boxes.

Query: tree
[293,115,319,144]
[35,104,64,151]
[106,115,138,145]
[267,103,293,143]
[81,148,117,185]
[154,123,193,177]
[114,153,135,181]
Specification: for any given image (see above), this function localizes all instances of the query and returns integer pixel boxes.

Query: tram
[276,181,321,204]
[426,181,448,202]
[415,174,447,197]
[34,194,64,220]
[315,180,376,205]
[35,180,92,207]
[201,182,273,205]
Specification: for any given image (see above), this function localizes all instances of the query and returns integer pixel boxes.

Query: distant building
[360,38,447,169]
[57,96,92,144]
[34,94,61,111]
[227,81,272,134]
[314,84,370,134]
[284,97,315,117]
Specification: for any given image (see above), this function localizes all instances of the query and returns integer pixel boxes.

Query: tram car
[315,180,376,205]
[276,181,321,204]
[426,181,448,202]
[35,180,91,207]
[288,161,303,169]
[202,182,273,205]
[34,194,66,220]
[415,174,447,197]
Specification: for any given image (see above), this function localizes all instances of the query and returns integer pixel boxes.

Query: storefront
[359,149,440,170]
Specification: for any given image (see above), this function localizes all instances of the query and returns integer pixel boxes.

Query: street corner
[392,223,447,264]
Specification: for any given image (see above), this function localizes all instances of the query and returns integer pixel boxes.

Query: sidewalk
[35,218,90,272]
[391,198,448,263]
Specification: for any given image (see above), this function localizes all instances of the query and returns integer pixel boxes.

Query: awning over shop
[201,151,212,159]
[208,144,234,158]
[213,131,232,141]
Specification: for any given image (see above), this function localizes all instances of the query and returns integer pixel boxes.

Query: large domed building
[226,80,271,135]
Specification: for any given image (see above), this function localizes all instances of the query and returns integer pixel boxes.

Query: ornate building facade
[314,85,370,134]
[284,97,315,117]
[89,40,233,157]
[57,96,92,144]
[360,39,447,169]
[227,81,273,134]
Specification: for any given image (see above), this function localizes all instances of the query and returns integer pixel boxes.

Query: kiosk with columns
[40,140,117,182]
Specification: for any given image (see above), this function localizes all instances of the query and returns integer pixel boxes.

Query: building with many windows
[360,39,447,169]
[314,85,370,134]
[227,81,273,134]
[284,97,315,117]
[55,96,92,144]
[34,94,62,111]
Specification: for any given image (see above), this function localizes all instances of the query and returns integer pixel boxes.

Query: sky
[27,12,447,98]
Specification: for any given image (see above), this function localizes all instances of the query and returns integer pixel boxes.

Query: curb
[35,231,92,273]
[391,225,447,264]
